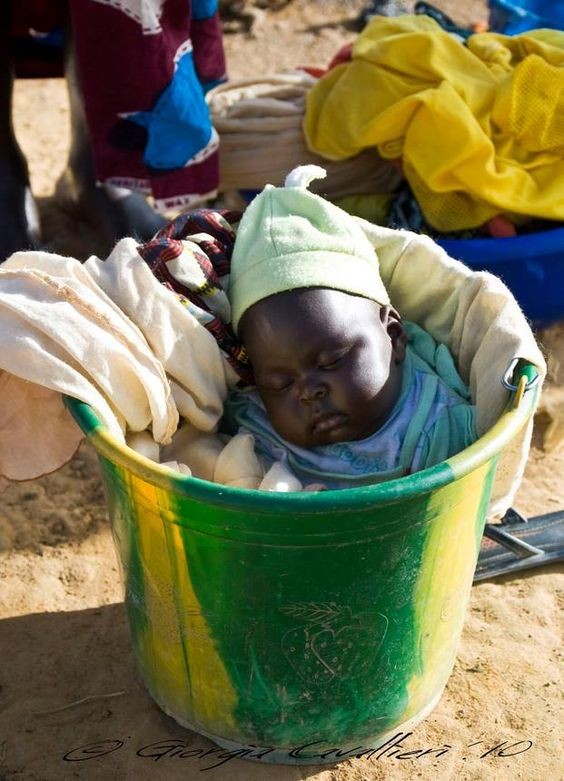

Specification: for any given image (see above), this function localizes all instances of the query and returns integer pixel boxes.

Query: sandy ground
[1,2,563,779]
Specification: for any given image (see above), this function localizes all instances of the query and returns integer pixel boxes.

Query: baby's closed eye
[318,347,350,370]
[256,374,294,393]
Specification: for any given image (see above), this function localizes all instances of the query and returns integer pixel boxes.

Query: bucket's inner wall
[99,452,497,748]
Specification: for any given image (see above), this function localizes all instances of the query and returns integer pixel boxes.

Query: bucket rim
[64,364,539,512]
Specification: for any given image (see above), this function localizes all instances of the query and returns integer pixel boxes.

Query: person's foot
[0,146,41,262]
[80,178,167,245]
[56,164,167,250]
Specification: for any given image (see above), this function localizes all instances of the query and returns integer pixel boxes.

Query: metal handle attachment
[501,358,540,393]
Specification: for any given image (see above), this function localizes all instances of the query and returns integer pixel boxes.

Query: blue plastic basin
[438,228,564,327]
[488,0,564,33]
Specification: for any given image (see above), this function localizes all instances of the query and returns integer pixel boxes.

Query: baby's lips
[311,412,346,435]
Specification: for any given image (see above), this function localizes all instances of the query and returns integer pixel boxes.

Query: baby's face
[239,288,406,448]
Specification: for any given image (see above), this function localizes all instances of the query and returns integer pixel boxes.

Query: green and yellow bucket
[65,364,538,764]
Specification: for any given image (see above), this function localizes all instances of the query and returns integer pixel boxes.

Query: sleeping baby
[222,166,476,489]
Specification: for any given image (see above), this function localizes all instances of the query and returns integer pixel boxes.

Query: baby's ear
[381,306,407,363]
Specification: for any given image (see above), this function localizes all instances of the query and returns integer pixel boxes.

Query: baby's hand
[303,483,328,492]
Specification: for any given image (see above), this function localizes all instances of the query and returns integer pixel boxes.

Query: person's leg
[61,37,166,246]
[0,5,41,262]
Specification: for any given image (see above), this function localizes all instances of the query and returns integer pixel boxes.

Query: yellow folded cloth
[304,15,564,231]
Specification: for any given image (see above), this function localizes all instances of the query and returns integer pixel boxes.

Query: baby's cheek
[339,369,382,405]
[266,397,298,436]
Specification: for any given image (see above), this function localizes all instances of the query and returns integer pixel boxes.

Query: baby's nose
[300,381,327,403]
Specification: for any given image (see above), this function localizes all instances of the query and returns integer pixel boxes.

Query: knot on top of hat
[284,165,327,190]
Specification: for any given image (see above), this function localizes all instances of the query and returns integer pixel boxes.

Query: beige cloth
[83,240,235,430]
[159,423,303,491]
[0,240,228,481]
[208,71,402,197]
[0,249,176,480]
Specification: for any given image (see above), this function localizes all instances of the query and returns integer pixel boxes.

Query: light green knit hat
[229,165,390,332]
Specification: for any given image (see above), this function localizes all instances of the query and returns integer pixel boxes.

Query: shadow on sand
[0,602,329,780]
